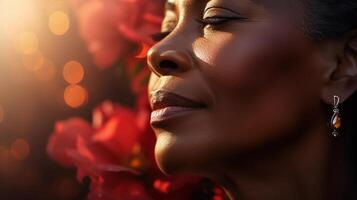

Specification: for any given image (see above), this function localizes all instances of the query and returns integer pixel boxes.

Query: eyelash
[151,16,246,42]
[196,16,243,27]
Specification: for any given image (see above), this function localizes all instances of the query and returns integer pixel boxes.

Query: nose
[147,43,192,77]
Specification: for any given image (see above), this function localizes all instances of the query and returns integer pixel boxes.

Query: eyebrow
[204,6,242,15]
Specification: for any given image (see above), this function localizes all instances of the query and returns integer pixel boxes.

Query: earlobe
[322,32,357,105]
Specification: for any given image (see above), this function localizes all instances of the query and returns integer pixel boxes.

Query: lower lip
[150,106,202,124]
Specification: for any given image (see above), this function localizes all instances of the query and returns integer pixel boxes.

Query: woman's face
[147,0,326,175]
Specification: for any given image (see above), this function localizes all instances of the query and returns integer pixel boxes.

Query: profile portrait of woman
[146,0,357,199]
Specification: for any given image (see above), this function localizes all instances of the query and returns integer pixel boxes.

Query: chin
[153,127,228,177]
[154,131,187,175]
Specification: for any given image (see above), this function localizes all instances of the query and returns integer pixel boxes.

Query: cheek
[194,25,324,147]
[196,23,323,99]
[195,25,315,91]
[148,73,159,94]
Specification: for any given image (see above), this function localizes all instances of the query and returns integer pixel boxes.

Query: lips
[150,90,206,125]
[150,90,205,110]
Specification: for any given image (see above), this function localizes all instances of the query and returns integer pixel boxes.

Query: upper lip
[150,90,206,111]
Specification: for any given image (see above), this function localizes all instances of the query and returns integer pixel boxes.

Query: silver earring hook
[333,95,340,108]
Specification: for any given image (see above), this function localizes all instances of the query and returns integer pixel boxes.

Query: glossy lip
[150,90,206,125]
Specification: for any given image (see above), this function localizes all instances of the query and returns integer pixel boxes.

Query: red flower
[47,91,223,199]
[68,0,164,68]
[47,118,93,167]
[115,0,164,45]
[69,0,125,68]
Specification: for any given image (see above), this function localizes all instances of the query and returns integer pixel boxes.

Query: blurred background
[0,0,136,199]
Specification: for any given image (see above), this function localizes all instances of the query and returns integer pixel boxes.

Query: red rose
[68,0,164,68]
[47,100,146,178]
[47,91,223,199]
[47,118,93,167]
[116,0,164,45]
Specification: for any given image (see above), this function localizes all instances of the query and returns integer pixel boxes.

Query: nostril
[159,60,178,71]
[148,50,191,76]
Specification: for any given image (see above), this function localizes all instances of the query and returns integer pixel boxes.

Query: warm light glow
[63,61,85,84]
[130,158,142,168]
[0,105,4,123]
[10,139,30,161]
[22,51,44,71]
[64,85,88,108]
[34,58,56,81]
[15,32,39,55]
[49,11,70,36]
[0,0,39,38]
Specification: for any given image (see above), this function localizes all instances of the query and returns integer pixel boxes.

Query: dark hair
[304,0,357,39]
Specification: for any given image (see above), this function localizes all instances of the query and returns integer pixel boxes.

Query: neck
[212,114,352,200]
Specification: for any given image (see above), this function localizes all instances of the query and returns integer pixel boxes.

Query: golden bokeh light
[15,32,39,55]
[64,85,88,108]
[0,0,39,38]
[48,11,70,36]
[63,61,85,84]
[34,58,56,81]
[22,51,44,71]
[10,139,30,161]
[0,105,4,123]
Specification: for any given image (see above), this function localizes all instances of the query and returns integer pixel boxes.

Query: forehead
[166,0,240,8]
[165,0,302,22]
[165,0,254,14]
[165,0,300,12]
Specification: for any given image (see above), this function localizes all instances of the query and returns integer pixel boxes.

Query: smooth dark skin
[147,0,357,199]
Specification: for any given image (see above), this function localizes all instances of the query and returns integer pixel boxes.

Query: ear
[322,31,357,105]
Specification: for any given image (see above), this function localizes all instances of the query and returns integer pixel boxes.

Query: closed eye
[197,16,247,27]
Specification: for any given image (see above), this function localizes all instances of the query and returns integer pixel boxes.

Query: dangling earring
[330,95,341,137]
